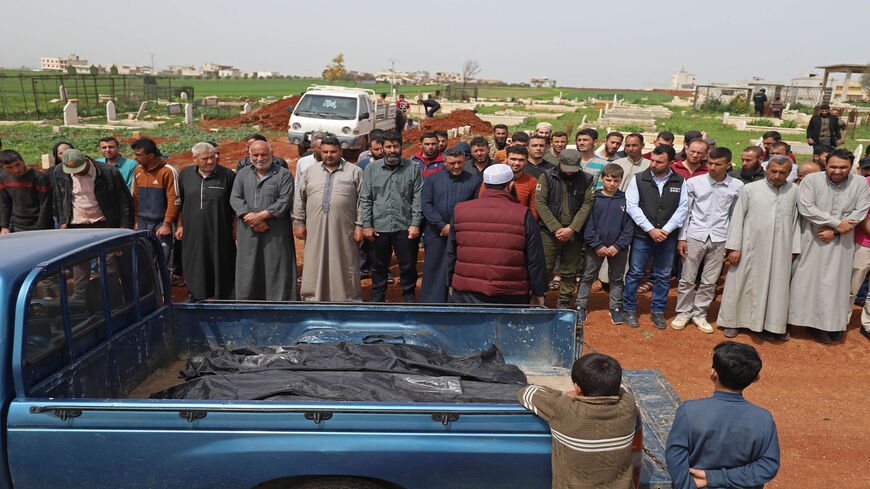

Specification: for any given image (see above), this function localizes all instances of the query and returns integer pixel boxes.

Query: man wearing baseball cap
[533,148,596,308]
[446,164,548,304]
[52,149,133,230]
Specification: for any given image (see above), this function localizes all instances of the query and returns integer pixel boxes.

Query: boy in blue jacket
[665,341,780,489]
[574,163,634,324]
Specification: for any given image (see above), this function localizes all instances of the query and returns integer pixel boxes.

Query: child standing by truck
[574,163,634,325]
[519,353,642,489]
[665,341,780,489]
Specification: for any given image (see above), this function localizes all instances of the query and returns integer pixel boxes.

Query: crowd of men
[2,103,869,344]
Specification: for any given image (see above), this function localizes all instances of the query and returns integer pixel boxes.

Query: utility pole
[388,58,398,98]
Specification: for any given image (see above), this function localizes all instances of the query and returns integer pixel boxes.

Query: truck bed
[128,358,188,399]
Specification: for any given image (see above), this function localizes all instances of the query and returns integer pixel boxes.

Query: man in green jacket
[534,149,595,308]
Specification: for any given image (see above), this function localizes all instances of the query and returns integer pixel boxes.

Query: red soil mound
[402,110,492,142]
[238,96,302,132]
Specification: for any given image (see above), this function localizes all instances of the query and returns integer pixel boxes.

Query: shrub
[781,120,798,128]
[748,118,775,127]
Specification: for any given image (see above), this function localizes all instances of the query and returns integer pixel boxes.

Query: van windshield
[292,95,357,120]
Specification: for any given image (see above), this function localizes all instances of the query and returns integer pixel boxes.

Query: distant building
[530,77,556,88]
[219,68,241,78]
[671,69,696,90]
[832,80,866,102]
[41,54,90,72]
[257,71,280,78]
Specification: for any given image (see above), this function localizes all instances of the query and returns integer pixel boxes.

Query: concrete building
[257,71,280,78]
[530,77,556,88]
[41,54,90,72]
[671,69,696,90]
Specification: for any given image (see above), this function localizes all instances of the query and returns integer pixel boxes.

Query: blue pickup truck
[0,229,677,488]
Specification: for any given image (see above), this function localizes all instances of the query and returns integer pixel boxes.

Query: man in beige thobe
[789,149,870,344]
[293,136,364,301]
[717,156,801,340]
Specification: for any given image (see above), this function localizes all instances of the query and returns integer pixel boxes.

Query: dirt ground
[171,236,870,489]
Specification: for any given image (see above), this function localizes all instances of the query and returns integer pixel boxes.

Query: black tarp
[153,343,527,403]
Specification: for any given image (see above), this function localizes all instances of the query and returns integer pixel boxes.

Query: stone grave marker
[63,100,78,125]
[106,100,117,121]
[135,101,147,119]
[184,103,193,124]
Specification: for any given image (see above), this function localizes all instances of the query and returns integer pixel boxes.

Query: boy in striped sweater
[519,353,642,489]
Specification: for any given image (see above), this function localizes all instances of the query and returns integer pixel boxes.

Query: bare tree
[460,59,481,99]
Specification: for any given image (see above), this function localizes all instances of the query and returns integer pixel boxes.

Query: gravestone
[59,85,68,102]
[722,112,729,124]
[581,114,587,126]
[243,103,252,114]
[180,91,188,101]
[184,103,193,124]
[63,100,78,125]
[135,101,148,120]
[106,100,117,121]
[598,108,603,120]
[129,92,139,103]
[41,154,52,169]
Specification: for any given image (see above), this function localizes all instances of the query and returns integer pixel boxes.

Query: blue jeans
[623,235,677,314]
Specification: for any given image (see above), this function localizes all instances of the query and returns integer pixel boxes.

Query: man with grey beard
[230,140,297,300]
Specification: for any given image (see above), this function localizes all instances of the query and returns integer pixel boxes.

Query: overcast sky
[3,0,868,88]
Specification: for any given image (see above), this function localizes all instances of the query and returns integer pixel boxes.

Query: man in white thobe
[293,136,365,301]
[789,149,870,344]
[717,156,801,340]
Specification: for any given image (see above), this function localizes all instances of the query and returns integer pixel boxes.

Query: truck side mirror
[358,112,369,121]
[287,106,294,114]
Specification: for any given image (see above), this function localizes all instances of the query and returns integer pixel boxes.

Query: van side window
[26,271,65,365]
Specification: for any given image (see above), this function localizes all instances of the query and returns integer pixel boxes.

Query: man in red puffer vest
[447,164,548,304]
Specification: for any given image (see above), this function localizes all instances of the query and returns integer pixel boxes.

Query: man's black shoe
[811,329,832,345]
[650,313,667,330]
[860,328,870,341]
[624,311,640,328]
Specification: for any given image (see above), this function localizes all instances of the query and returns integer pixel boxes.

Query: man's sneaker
[624,310,640,328]
[723,328,738,338]
[576,308,587,324]
[670,314,691,331]
[692,317,714,334]
[810,329,832,345]
[651,313,667,330]
[860,328,870,342]
[610,308,625,325]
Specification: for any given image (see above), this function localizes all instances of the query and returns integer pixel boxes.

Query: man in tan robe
[789,149,870,343]
[717,156,801,340]
[293,136,364,301]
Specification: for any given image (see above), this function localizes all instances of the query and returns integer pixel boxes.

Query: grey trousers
[675,237,726,318]
[575,246,627,310]
[849,245,870,332]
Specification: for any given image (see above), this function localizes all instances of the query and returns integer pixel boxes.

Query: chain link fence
[0,74,193,120]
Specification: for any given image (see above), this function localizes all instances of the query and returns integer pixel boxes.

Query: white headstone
[106,100,116,121]
[135,101,147,120]
[243,103,252,114]
[672,96,680,104]
[613,94,617,104]
[464,125,471,134]
[129,92,139,103]
[180,91,188,101]
[598,109,603,120]
[63,101,78,125]
[785,103,791,111]
[41,154,52,169]
[722,112,729,124]
[581,114,587,126]
[59,85,68,102]
[737,120,747,130]
[855,144,864,161]
[184,103,193,124]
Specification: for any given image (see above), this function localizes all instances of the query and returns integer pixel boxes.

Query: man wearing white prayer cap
[445,163,548,304]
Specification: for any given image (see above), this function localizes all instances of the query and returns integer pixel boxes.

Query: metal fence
[0,74,193,121]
